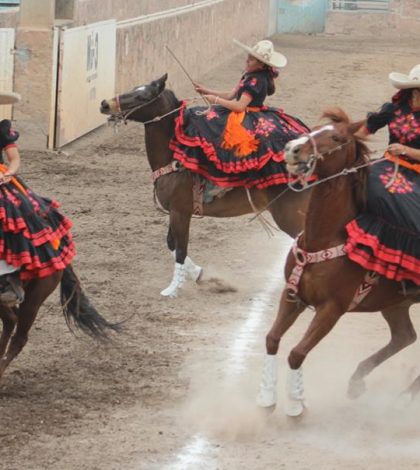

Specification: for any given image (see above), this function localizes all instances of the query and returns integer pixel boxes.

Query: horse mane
[162,89,181,109]
[322,107,371,212]
[321,107,351,124]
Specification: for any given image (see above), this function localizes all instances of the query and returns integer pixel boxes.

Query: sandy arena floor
[1,34,420,470]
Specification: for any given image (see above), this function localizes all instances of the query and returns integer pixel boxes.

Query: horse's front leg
[257,290,305,409]
[167,226,202,284]
[0,276,59,379]
[161,210,192,298]
[284,301,344,417]
[348,304,416,399]
[0,307,17,361]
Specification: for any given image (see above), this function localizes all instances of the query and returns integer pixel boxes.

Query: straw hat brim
[0,91,21,105]
[233,38,287,68]
[389,72,420,90]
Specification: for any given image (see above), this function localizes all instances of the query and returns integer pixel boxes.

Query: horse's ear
[154,73,168,93]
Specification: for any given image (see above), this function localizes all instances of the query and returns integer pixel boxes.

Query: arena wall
[0,8,18,28]
[9,0,269,149]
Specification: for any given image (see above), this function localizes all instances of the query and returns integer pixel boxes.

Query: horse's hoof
[256,388,277,409]
[347,377,367,400]
[257,404,276,416]
[189,266,203,283]
[284,399,307,418]
[160,286,178,298]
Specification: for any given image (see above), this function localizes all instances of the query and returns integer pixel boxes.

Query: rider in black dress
[170,39,309,189]
[346,64,420,286]
[0,91,75,305]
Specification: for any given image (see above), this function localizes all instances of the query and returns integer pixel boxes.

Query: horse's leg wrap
[171,251,203,283]
[285,366,307,417]
[256,354,278,408]
[160,262,186,298]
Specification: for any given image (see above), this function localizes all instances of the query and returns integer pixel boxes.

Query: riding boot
[0,271,25,306]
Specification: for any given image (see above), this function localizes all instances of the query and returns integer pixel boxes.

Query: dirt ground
[1,34,420,470]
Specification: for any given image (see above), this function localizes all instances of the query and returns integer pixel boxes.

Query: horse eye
[331,135,341,142]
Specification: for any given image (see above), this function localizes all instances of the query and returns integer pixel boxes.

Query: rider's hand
[203,94,218,104]
[387,143,407,156]
[0,173,12,185]
[193,82,207,95]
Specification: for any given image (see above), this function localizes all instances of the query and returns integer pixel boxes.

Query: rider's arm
[387,143,420,162]
[194,83,236,100]
[203,93,252,112]
[4,145,21,177]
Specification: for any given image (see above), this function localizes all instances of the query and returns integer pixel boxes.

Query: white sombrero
[0,91,21,105]
[389,64,420,89]
[233,38,287,68]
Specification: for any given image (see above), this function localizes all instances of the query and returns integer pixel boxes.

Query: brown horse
[256,108,420,417]
[100,74,311,297]
[0,266,120,380]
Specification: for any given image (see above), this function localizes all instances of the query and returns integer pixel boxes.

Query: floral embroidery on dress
[254,118,276,137]
[205,109,219,121]
[389,109,420,143]
[249,77,258,87]
[379,167,414,194]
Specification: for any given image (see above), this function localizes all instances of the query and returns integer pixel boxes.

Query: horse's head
[100,73,169,122]
[285,108,367,179]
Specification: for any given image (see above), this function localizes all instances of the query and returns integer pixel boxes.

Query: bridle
[287,124,356,190]
[108,91,166,126]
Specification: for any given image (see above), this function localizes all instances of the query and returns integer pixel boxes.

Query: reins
[288,155,385,193]
[108,95,201,129]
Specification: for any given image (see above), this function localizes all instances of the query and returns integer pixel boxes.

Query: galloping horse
[100,74,311,297]
[256,108,420,417]
[0,266,120,380]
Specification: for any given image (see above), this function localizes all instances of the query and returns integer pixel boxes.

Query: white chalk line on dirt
[165,233,291,470]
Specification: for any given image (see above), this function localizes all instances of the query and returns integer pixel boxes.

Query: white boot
[171,251,203,282]
[256,354,278,408]
[285,366,307,417]
[184,256,203,282]
[160,263,186,298]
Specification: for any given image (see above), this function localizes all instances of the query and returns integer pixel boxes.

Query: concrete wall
[0,8,18,28]
[326,0,420,37]
[115,0,269,94]
[13,29,56,148]
[73,0,196,25]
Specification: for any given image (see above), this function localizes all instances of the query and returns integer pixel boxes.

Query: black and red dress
[0,120,75,280]
[345,92,420,284]
[170,70,309,189]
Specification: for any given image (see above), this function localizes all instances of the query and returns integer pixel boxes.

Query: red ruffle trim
[345,220,420,284]
[170,102,307,175]
[172,147,289,188]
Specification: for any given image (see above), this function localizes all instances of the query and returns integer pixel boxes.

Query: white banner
[55,20,116,147]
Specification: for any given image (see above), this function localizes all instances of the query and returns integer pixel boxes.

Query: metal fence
[329,0,390,11]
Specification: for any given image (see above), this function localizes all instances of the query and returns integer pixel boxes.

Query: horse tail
[60,265,122,341]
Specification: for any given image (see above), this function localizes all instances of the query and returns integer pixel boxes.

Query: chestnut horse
[100,74,311,298]
[0,266,120,381]
[256,108,420,417]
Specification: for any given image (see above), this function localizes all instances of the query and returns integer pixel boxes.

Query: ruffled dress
[0,119,75,280]
[345,98,420,284]
[170,70,309,189]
